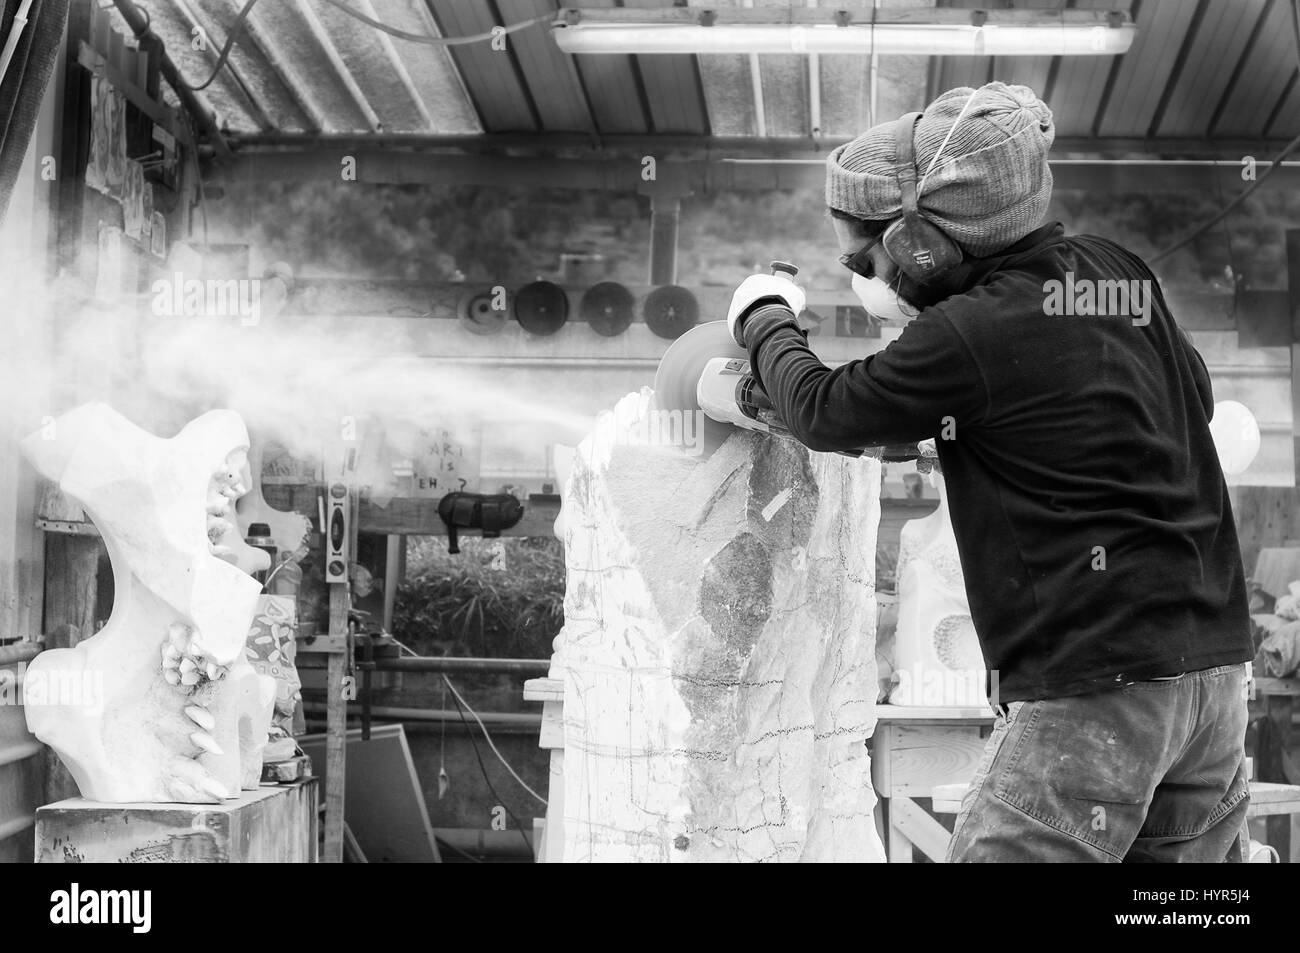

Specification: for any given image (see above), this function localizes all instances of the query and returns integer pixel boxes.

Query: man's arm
[741,304,990,452]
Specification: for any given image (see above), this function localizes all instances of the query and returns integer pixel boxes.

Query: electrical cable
[445,681,536,856]
[442,674,548,805]
[1147,132,1300,266]
[319,0,553,46]
[182,0,261,91]
[1150,0,1300,265]
[177,0,554,92]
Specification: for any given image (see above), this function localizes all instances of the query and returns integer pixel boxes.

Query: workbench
[869,704,994,863]
[1252,675,1300,860]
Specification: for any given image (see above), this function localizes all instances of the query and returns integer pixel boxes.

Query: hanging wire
[442,674,548,805]
[1150,0,1300,265]
[445,679,536,856]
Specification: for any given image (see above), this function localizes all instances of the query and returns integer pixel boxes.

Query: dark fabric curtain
[0,0,71,226]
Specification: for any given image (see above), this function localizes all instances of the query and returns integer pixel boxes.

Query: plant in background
[392,536,564,659]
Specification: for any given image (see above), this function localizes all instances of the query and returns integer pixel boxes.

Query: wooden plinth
[35,780,319,863]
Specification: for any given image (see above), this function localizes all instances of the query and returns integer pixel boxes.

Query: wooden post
[382,534,401,633]
[320,481,358,864]
[648,195,680,286]
[323,599,348,864]
[1288,230,1300,481]
[41,533,101,650]
[40,530,103,804]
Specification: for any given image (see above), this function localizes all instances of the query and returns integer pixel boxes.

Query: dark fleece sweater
[742,222,1253,703]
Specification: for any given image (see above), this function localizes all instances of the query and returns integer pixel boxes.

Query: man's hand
[727,273,807,347]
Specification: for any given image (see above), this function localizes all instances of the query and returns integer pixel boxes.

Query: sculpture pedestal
[34,780,318,863]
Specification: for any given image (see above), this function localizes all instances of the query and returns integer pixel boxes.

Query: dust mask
[851,272,921,324]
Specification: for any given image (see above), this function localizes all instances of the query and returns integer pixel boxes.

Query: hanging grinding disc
[643,285,699,339]
[580,282,635,336]
[514,280,569,336]
[457,288,507,335]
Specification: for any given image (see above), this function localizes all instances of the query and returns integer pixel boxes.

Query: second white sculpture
[21,403,275,803]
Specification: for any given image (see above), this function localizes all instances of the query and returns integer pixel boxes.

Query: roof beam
[294,0,382,132]
[225,131,1300,160]
[355,0,436,132]
[171,0,276,132]
[236,2,331,133]
[213,149,1300,195]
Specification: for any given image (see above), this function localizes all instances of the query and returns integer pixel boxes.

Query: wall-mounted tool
[325,480,350,584]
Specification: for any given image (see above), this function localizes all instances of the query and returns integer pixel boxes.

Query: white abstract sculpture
[551,389,885,862]
[891,472,987,707]
[21,403,275,803]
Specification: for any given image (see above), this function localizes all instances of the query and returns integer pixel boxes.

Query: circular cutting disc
[580,282,635,336]
[457,288,507,335]
[643,284,699,339]
[514,280,569,335]
[652,320,746,457]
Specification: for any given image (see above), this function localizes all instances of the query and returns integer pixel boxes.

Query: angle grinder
[652,261,932,467]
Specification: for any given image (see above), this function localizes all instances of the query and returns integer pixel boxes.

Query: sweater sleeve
[1176,325,1215,418]
[743,303,990,453]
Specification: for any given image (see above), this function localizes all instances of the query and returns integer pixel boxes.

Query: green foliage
[392,536,564,659]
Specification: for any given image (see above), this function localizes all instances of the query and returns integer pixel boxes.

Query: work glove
[727,272,807,348]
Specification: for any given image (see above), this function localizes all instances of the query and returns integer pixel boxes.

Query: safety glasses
[839,235,883,280]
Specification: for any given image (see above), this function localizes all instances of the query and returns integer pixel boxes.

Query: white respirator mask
[851,272,922,324]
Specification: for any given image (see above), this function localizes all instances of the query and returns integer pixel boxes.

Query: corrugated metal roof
[130,0,1298,152]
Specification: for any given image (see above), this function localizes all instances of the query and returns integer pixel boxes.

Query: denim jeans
[947,663,1250,862]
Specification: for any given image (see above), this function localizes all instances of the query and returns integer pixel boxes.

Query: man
[726,83,1254,862]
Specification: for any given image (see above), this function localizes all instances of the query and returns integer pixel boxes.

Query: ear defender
[881,112,963,284]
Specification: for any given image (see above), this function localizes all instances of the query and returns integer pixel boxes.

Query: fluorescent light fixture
[553,8,1136,57]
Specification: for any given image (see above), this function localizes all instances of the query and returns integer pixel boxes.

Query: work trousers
[947,663,1250,862]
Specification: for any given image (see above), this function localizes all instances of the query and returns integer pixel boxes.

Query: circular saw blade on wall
[580,282,635,337]
[514,280,569,336]
[643,285,699,339]
[457,288,507,335]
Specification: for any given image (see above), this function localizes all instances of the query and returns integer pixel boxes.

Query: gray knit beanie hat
[826,83,1054,256]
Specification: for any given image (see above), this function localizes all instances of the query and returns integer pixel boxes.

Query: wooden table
[869,704,995,863]
[1252,676,1300,860]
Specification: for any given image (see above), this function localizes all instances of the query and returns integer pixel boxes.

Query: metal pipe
[0,741,43,769]
[110,0,229,156]
[375,656,549,674]
[434,827,535,859]
[0,0,35,91]
[302,702,542,728]
[299,655,549,675]
[0,814,35,843]
[649,195,680,285]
